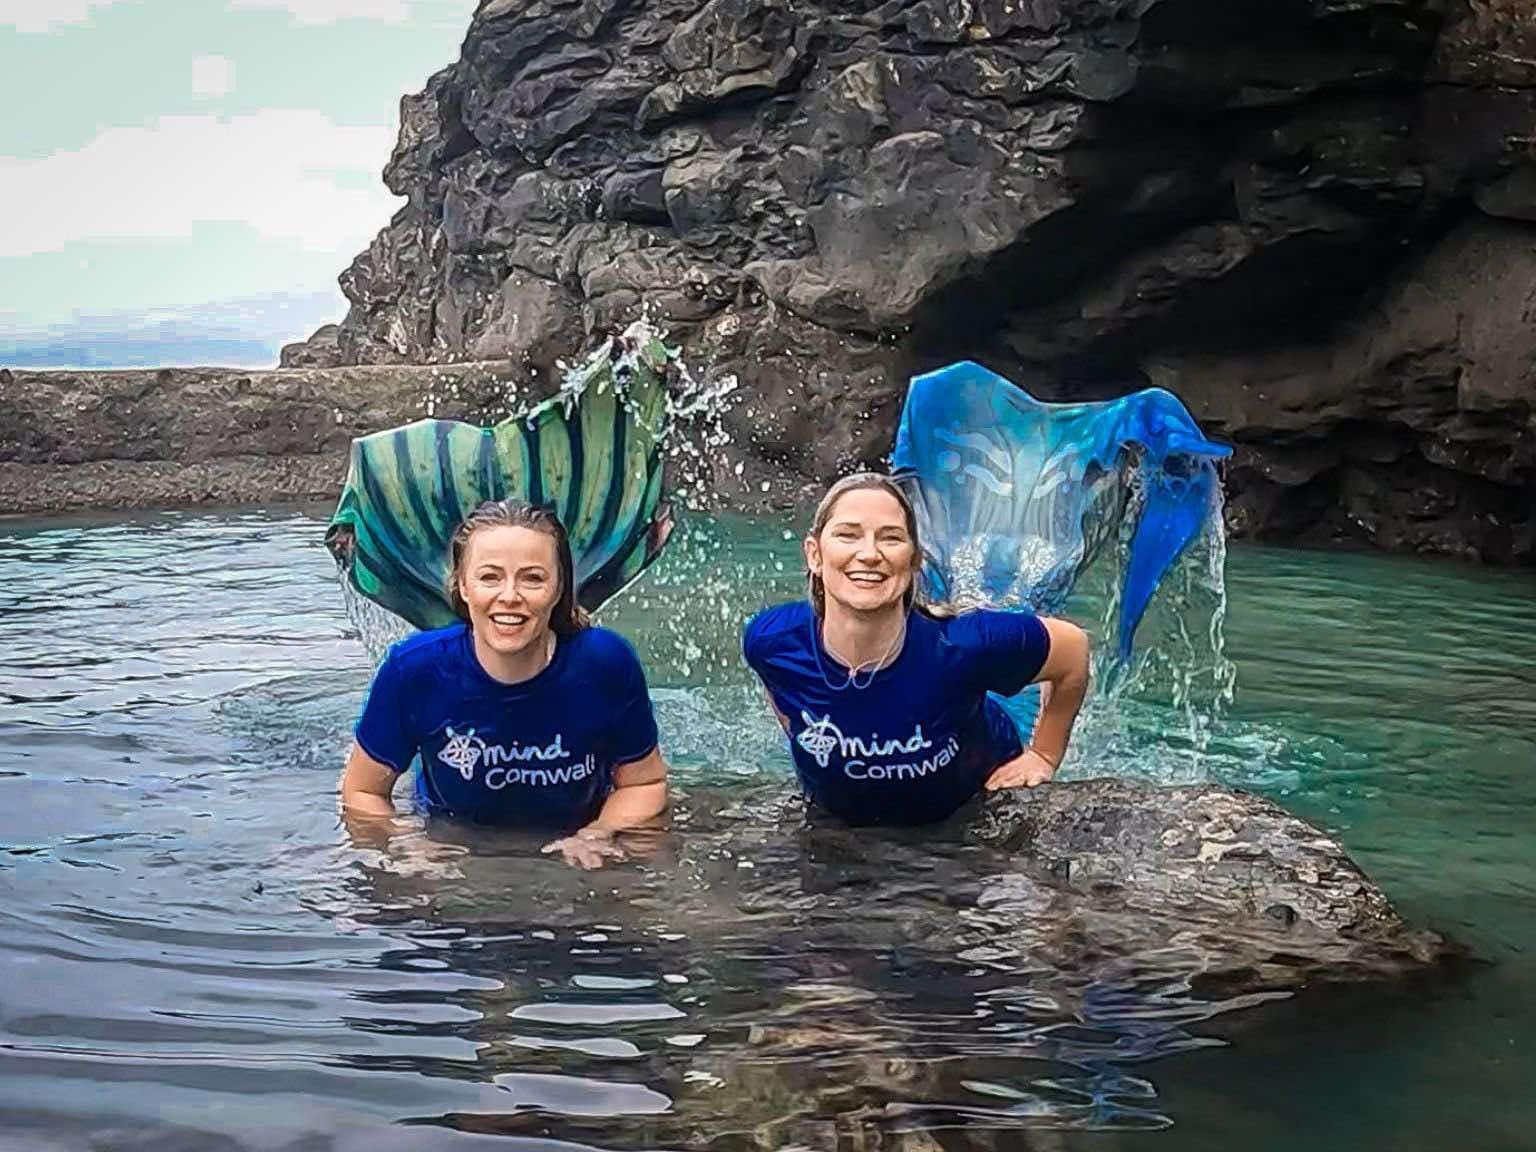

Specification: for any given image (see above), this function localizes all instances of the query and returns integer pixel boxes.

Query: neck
[471,626,554,685]
[820,600,907,670]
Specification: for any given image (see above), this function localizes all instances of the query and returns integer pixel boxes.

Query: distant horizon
[0,0,476,362]
[3,349,306,372]
[0,287,348,370]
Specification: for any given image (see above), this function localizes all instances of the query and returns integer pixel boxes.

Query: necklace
[814,614,906,691]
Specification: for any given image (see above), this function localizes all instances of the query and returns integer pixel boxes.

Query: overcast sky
[0,0,475,356]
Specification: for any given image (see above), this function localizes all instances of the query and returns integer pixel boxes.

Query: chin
[833,586,903,613]
[487,634,537,655]
[475,621,545,656]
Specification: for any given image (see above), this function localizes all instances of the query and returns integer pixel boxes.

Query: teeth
[490,614,527,625]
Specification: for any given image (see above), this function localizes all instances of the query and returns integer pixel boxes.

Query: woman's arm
[342,645,416,828]
[542,747,669,869]
[1027,616,1091,766]
[340,742,401,817]
[338,743,407,850]
[587,747,669,832]
[986,616,1091,790]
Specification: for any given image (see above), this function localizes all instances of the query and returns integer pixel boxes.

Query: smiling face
[805,486,918,616]
[456,524,562,662]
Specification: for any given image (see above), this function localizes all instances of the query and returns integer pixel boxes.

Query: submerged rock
[325,776,1462,1141]
[356,777,1460,994]
[973,779,1455,987]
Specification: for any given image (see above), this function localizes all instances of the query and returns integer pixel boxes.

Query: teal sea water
[1,507,1532,1150]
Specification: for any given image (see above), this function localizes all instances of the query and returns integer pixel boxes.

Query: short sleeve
[741,610,768,673]
[600,634,660,765]
[354,645,419,772]
[949,609,1052,697]
[740,602,804,682]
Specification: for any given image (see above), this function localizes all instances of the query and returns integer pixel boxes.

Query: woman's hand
[540,750,669,870]
[984,746,1058,791]
[542,826,628,870]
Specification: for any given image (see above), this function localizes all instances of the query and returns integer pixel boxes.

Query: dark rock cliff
[283,0,1536,562]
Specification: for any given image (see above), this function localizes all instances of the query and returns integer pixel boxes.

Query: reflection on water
[1,508,1534,1151]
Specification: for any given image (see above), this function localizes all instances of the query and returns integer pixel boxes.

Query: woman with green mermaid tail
[340,498,669,871]
[330,326,680,869]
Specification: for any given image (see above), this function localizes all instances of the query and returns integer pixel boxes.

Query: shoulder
[742,600,813,663]
[565,625,646,680]
[936,607,1047,653]
[379,624,466,679]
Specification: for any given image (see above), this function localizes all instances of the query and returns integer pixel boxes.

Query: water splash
[330,335,1241,788]
[337,573,416,666]
[1060,524,1237,784]
[889,360,1237,783]
[330,317,741,662]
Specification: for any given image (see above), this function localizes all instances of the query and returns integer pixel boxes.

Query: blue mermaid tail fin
[889,360,1230,663]
[1119,452,1218,662]
[1105,388,1228,661]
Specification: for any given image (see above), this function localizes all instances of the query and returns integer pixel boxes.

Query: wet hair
[805,471,950,619]
[448,499,590,636]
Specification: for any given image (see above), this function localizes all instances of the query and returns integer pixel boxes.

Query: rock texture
[275,0,1534,562]
[1156,219,1536,561]
[975,778,1453,984]
[380,777,1457,993]
[0,362,531,514]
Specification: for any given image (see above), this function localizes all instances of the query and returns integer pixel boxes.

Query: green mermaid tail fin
[325,326,676,632]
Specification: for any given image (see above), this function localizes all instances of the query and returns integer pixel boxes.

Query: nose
[854,536,882,563]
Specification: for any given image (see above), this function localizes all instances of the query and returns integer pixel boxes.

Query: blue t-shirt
[353,623,659,829]
[742,601,1051,826]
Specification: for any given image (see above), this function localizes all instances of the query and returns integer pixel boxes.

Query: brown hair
[448,499,591,637]
[805,471,950,619]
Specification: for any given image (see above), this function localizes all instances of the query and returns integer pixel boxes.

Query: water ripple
[0,510,1533,1150]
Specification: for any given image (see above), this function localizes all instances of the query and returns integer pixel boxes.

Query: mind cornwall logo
[795,712,961,781]
[438,727,485,779]
[435,726,594,789]
[795,713,843,768]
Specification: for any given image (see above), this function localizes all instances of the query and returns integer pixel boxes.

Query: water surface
[1,507,1532,1151]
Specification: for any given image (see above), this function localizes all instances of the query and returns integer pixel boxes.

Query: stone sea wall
[0,363,527,516]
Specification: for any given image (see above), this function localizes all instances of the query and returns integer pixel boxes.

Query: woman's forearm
[588,781,667,832]
[586,781,667,833]
[1030,672,1087,766]
[1028,619,1092,767]
[582,748,669,835]
[338,768,403,852]
[339,744,402,820]
[341,786,397,818]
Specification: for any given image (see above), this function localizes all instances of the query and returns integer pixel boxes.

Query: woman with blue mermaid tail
[743,472,1091,828]
[330,328,1214,840]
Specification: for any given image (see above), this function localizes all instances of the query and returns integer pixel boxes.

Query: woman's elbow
[340,744,399,808]
[1045,618,1092,689]
[615,748,669,789]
